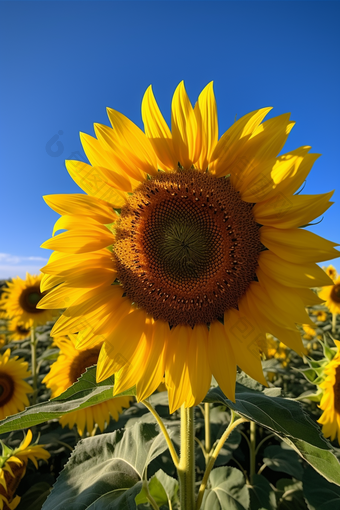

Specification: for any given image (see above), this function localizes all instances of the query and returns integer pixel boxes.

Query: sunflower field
[0,83,340,510]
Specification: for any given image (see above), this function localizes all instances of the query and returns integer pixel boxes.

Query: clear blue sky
[0,1,339,278]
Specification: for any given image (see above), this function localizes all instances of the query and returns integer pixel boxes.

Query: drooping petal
[208,321,236,402]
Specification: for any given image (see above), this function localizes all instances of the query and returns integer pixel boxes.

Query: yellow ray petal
[105,108,158,176]
[66,160,133,193]
[38,284,85,310]
[80,131,146,182]
[185,324,211,407]
[224,309,267,386]
[211,107,272,176]
[97,309,148,378]
[136,319,168,402]
[165,325,192,413]
[40,273,64,292]
[142,85,177,171]
[261,227,339,263]
[171,81,199,169]
[195,82,218,171]
[52,214,102,236]
[239,288,305,354]
[43,194,116,224]
[41,227,114,254]
[256,269,314,326]
[258,251,333,288]
[40,251,113,277]
[208,321,236,402]
[253,191,334,229]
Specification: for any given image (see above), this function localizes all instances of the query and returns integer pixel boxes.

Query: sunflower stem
[30,326,38,404]
[332,313,337,334]
[249,421,256,483]
[142,400,179,468]
[178,405,195,510]
[204,403,211,455]
[196,413,248,510]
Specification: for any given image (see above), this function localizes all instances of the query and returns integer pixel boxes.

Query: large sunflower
[319,275,340,315]
[39,82,338,412]
[1,274,57,328]
[318,341,340,443]
[0,349,32,421]
[42,335,132,435]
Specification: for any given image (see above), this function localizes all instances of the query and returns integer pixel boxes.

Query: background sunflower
[0,349,32,421]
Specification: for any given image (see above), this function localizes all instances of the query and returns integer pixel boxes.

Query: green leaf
[135,470,178,508]
[152,469,179,505]
[276,479,307,510]
[202,467,249,510]
[263,444,304,480]
[0,366,135,434]
[17,482,51,510]
[205,385,340,486]
[303,465,340,510]
[42,422,169,510]
[249,474,277,510]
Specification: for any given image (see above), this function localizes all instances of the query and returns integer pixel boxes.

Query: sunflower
[1,274,57,328]
[39,81,338,412]
[312,310,328,322]
[324,265,338,282]
[318,276,340,315]
[0,430,49,510]
[318,341,340,443]
[0,350,32,421]
[7,319,30,342]
[42,335,132,435]
[302,324,317,340]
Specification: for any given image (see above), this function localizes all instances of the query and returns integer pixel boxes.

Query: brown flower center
[334,365,340,414]
[16,325,30,336]
[331,284,340,304]
[19,286,44,314]
[0,374,15,406]
[114,170,262,326]
[68,348,100,384]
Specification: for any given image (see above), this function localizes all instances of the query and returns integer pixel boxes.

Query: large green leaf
[263,444,304,480]
[136,469,179,508]
[249,474,277,510]
[0,366,135,434]
[303,465,340,510]
[202,467,249,510]
[205,385,340,485]
[42,422,169,510]
[276,479,307,510]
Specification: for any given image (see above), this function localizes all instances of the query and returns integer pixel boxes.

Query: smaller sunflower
[319,276,340,316]
[43,335,132,435]
[0,350,32,421]
[302,324,317,340]
[7,320,30,342]
[1,274,57,328]
[0,430,49,510]
[312,310,328,322]
[318,341,340,443]
[324,265,338,282]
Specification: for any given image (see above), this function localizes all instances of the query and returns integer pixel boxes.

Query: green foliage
[201,467,250,510]
[249,474,277,510]
[42,422,169,510]
[303,466,340,510]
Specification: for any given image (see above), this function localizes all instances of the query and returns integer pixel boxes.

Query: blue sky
[0,1,339,278]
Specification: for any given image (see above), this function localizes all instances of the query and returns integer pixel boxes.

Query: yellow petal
[195,82,218,171]
[171,81,199,169]
[52,214,102,236]
[40,273,64,292]
[41,227,113,254]
[80,131,146,182]
[136,320,168,402]
[224,309,267,386]
[258,251,333,288]
[40,251,113,277]
[105,108,158,176]
[142,85,177,171]
[208,321,236,402]
[211,107,272,176]
[261,227,339,263]
[43,194,116,224]
[165,325,192,413]
[253,191,334,229]
[185,324,211,407]
[38,284,85,309]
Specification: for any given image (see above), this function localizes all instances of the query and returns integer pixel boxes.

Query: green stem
[196,414,248,510]
[142,400,179,468]
[332,313,337,334]
[178,405,195,510]
[204,403,211,455]
[249,421,256,483]
[30,326,38,404]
